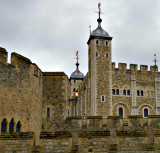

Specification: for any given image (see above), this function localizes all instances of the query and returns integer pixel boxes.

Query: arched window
[127,90,130,95]
[112,89,115,95]
[118,107,123,117]
[141,90,144,96]
[123,90,126,95]
[16,121,21,132]
[1,119,7,133]
[9,118,14,132]
[116,89,119,95]
[144,108,148,117]
[137,90,140,96]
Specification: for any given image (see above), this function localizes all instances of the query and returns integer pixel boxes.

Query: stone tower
[87,3,113,116]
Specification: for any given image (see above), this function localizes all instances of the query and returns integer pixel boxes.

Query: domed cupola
[70,51,84,80]
[87,3,112,44]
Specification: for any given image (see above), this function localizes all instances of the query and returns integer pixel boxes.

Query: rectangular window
[101,95,105,102]
[47,108,50,117]
[96,40,99,44]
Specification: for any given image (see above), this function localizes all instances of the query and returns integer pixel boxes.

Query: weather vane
[95,2,103,19]
[153,53,158,66]
[75,51,80,63]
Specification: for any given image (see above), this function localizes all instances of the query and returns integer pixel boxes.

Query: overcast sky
[0,0,160,77]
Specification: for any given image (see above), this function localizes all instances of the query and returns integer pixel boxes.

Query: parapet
[112,62,159,74]
[43,72,67,76]
[11,52,32,72]
[0,47,8,63]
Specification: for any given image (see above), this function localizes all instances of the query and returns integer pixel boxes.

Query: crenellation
[140,65,148,71]
[130,64,138,71]
[112,62,115,70]
[118,63,127,70]
[150,65,158,72]
[0,47,8,64]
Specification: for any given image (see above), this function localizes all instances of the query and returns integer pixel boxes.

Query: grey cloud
[0,0,160,77]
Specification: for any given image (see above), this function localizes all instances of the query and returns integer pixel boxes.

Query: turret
[87,3,113,116]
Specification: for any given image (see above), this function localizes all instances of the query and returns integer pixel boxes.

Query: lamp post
[69,90,79,116]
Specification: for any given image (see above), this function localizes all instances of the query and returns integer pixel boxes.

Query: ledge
[43,72,67,76]
[40,131,72,139]
[79,131,110,137]
[148,115,160,118]
[128,115,142,118]
[0,132,34,139]
[107,116,122,119]
[87,116,102,119]
[116,130,147,137]
[66,116,82,120]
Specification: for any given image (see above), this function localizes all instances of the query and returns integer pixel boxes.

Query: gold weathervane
[76,51,79,57]
[98,2,101,10]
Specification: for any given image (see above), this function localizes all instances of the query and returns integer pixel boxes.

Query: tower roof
[70,51,84,80]
[87,3,112,44]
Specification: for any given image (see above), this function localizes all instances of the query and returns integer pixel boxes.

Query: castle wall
[112,63,160,116]
[0,132,34,152]
[42,72,71,132]
[0,49,42,144]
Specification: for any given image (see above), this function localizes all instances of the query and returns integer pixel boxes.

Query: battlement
[66,115,160,128]
[112,62,159,73]
[0,47,8,63]
[0,47,42,79]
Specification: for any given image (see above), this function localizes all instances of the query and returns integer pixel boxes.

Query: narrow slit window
[96,52,98,57]
[106,53,108,58]
[106,41,108,46]
[47,108,50,117]
[101,95,105,102]
[96,40,98,44]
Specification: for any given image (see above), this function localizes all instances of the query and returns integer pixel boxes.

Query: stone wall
[0,48,42,145]
[42,72,71,132]
[0,132,34,153]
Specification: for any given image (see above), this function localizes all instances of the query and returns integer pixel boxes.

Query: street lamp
[69,90,79,116]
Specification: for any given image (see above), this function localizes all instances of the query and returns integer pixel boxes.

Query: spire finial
[96,2,102,25]
[153,53,158,66]
[75,51,79,69]
[98,2,101,18]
